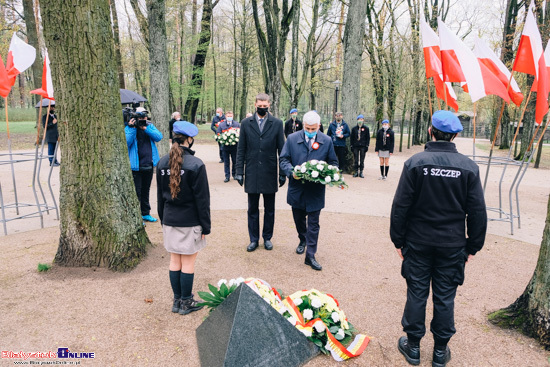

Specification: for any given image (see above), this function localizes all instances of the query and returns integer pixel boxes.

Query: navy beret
[357,114,364,119]
[290,108,298,114]
[382,119,389,124]
[173,121,199,137]
[432,110,463,133]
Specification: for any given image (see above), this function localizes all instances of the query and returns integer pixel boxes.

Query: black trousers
[334,146,347,169]
[401,242,467,345]
[247,193,275,242]
[222,149,237,178]
[353,147,367,171]
[218,142,224,160]
[132,169,154,216]
[291,208,321,258]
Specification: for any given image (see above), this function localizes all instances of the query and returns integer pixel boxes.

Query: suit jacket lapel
[249,115,261,136]
[260,114,274,136]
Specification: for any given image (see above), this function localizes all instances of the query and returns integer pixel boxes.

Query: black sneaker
[171,298,180,313]
[398,336,420,365]
[432,346,451,367]
[179,297,203,315]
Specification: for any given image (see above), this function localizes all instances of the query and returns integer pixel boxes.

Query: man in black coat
[391,110,487,367]
[350,114,370,178]
[42,105,60,166]
[235,93,285,252]
[211,107,225,163]
[280,111,338,271]
[284,108,302,138]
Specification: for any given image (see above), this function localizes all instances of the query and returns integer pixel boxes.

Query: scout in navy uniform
[284,108,303,138]
[280,111,338,271]
[390,110,487,367]
[216,111,241,182]
[375,119,394,180]
[326,111,350,169]
[350,114,370,178]
[235,93,286,252]
[157,121,211,316]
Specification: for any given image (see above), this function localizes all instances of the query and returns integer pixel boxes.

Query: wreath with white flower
[293,159,348,189]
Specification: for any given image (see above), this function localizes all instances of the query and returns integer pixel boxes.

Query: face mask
[358,120,364,125]
[188,137,195,149]
[336,117,342,122]
[291,114,297,120]
[383,125,389,130]
[227,117,233,122]
[216,113,221,117]
[256,107,269,116]
[304,130,317,139]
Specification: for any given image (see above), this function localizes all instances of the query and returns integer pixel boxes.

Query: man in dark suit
[279,111,338,271]
[211,107,225,163]
[216,111,240,182]
[235,93,285,252]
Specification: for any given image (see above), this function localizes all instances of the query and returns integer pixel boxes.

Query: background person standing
[327,111,350,170]
[375,119,394,180]
[216,111,240,182]
[235,93,285,252]
[125,107,163,223]
[42,105,60,166]
[350,114,370,178]
[211,107,226,163]
[390,110,487,367]
[284,108,303,138]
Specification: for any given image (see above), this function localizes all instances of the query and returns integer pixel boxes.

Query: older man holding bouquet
[280,111,339,271]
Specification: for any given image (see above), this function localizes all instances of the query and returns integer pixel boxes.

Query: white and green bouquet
[216,128,240,146]
[293,160,348,189]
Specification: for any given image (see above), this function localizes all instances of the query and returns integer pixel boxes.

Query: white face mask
[383,125,389,131]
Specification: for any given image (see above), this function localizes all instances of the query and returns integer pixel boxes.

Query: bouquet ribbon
[283,297,370,362]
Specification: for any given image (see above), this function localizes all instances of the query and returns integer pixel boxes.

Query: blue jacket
[280,131,338,212]
[125,123,163,171]
[211,114,226,133]
[326,120,350,147]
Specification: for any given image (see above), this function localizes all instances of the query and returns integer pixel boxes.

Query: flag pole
[4,97,10,139]
[36,97,43,145]
[472,102,477,158]
[5,96,20,214]
[511,90,532,148]
[483,71,515,191]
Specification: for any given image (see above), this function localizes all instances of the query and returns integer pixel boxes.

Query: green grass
[0,120,36,134]
[37,263,51,272]
[0,108,37,122]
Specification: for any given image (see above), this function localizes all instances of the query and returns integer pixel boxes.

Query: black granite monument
[196,283,319,367]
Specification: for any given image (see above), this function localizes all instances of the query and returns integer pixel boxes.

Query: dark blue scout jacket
[156,147,211,234]
[390,141,487,255]
[279,130,339,212]
[375,128,395,153]
[326,120,351,147]
[350,124,370,148]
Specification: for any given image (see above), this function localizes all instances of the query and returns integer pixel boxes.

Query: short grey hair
[303,111,321,126]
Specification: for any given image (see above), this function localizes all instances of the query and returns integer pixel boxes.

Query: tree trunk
[109,0,125,89]
[289,0,300,109]
[123,0,145,98]
[129,0,149,47]
[179,2,186,111]
[183,0,217,124]
[40,0,150,271]
[147,0,170,156]
[239,0,250,121]
[22,0,42,113]
[489,194,550,349]
[190,0,198,64]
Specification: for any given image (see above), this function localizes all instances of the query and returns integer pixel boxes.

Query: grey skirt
[163,225,207,255]
[378,150,390,158]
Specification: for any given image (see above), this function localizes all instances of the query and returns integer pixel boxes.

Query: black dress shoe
[398,336,420,366]
[246,241,259,252]
[304,256,322,271]
[432,346,451,367]
[296,241,305,254]
[264,240,273,250]
[219,159,224,163]
[224,177,230,183]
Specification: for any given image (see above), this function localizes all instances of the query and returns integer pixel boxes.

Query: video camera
[123,106,148,128]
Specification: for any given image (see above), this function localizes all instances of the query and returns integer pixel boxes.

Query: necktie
[259,118,264,132]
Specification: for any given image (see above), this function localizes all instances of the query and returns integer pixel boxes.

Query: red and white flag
[438,18,510,103]
[512,2,548,123]
[0,55,12,98]
[6,33,36,80]
[420,18,442,79]
[30,53,54,100]
[474,37,523,106]
[432,74,459,111]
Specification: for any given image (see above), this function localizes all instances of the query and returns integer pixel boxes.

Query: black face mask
[188,137,195,149]
[256,107,268,117]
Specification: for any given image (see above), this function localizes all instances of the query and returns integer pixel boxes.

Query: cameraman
[125,106,163,223]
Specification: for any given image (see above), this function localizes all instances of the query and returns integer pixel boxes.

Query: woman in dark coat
[157,121,211,315]
[42,105,59,166]
[375,119,394,180]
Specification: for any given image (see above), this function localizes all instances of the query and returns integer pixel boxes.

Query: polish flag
[512,2,548,123]
[6,33,36,80]
[433,74,459,111]
[0,55,13,98]
[30,54,54,100]
[420,18,442,79]
[439,18,510,103]
[474,37,523,106]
